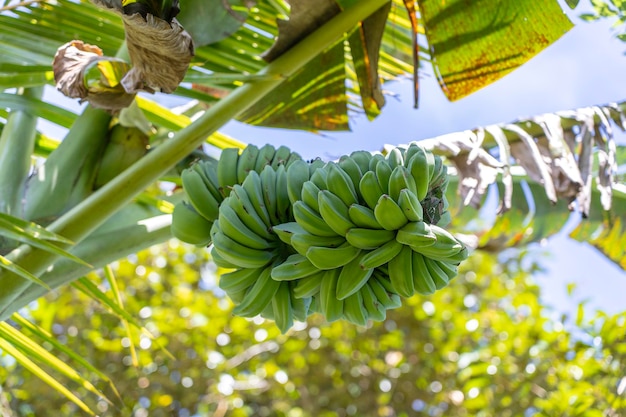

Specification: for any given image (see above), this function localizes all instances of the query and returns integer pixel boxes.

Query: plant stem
[0,87,42,217]
[0,0,390,318]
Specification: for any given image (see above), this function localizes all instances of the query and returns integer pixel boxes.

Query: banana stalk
[0,87,42,252]
[0,0,390,318]
[23,106,112,224]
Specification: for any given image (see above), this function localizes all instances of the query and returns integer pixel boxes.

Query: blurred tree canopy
[1,242,625,416]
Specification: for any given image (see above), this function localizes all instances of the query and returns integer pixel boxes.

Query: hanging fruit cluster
[171,143,467,332]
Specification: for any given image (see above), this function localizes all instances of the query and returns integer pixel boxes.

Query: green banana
[349,150,372,174]
[274,165,291,223]
[236,144,259,183]
[232,265,280,318]
[348,204,383,229]
[317,190,355,236]
[346,227,395,250]
[291,291,312,321]
[271,253,320,281]
[309,166,328,189]
[402,143,420,165]
[229,185,274,240]
[94,124,148,188]
[416,244,468,263]
[435,259,459,279]
[171,201,213,246]
[291,232,346,257]
[388,165,417,202]
[287,159,311,204]
[192,160,223,203]
[292,270,325,299]
[217,147,240,197]
[319,268,344,322]
[242,170,272,228]
[222,285,248,304]
[301,180,321,212]
[360,281,386,322]
[411,250,437,295]
[218,203,271,250]
[211,228,277,269]
[429,154,447,189]
[292,200,337,237]
[272,282,294,333]
[375,159,392,194]
[181,167,220,221]
[218,266,265,293]
[306,242,361,270]
[271,221,307,245]
[395,221,436,248]
[338,156,363,192]
[255,143,276,172]
[397,189,424,222]
[335,253,374,300]
[368,274,402,309]
[260,165,279,225]
[359,171,385,210]
[326,162,358,206]
[271,145,292,169]
[308,158,326,175]
[412,224,465,261]
[386,147,404,169]
[368,153,385,172]
[423,257,451,290]
[406,145,430,201]
[260,302,275,320]
[343,290,368,327]
[388,244,414,298]
[374,194,408,231]
[359,239,403,269]
[210,245,239,269]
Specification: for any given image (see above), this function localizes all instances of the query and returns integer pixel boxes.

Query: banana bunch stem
[0,0,390,319]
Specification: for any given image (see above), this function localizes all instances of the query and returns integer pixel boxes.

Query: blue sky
[221,1,626,317]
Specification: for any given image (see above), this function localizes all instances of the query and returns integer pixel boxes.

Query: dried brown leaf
[121,14,194,93]
[52,40,136,112]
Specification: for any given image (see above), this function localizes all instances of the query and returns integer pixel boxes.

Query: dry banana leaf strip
[121,13,194,93]
[52,40,135,111]
[92,0,194,94]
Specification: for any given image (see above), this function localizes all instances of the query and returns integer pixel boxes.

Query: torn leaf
[263,0,341,62]
[53,40,135,112]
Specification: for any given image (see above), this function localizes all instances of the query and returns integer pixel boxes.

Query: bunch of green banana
[170,144,302,246]
[172,143,468,332]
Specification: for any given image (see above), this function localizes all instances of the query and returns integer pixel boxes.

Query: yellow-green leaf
[420,0,573,101]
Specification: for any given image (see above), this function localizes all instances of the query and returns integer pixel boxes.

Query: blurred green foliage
[1,241,625,416]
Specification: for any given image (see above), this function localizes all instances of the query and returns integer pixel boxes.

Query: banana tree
[0,0,624,410]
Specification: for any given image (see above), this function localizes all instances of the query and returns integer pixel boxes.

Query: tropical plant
[0,0,624,413]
